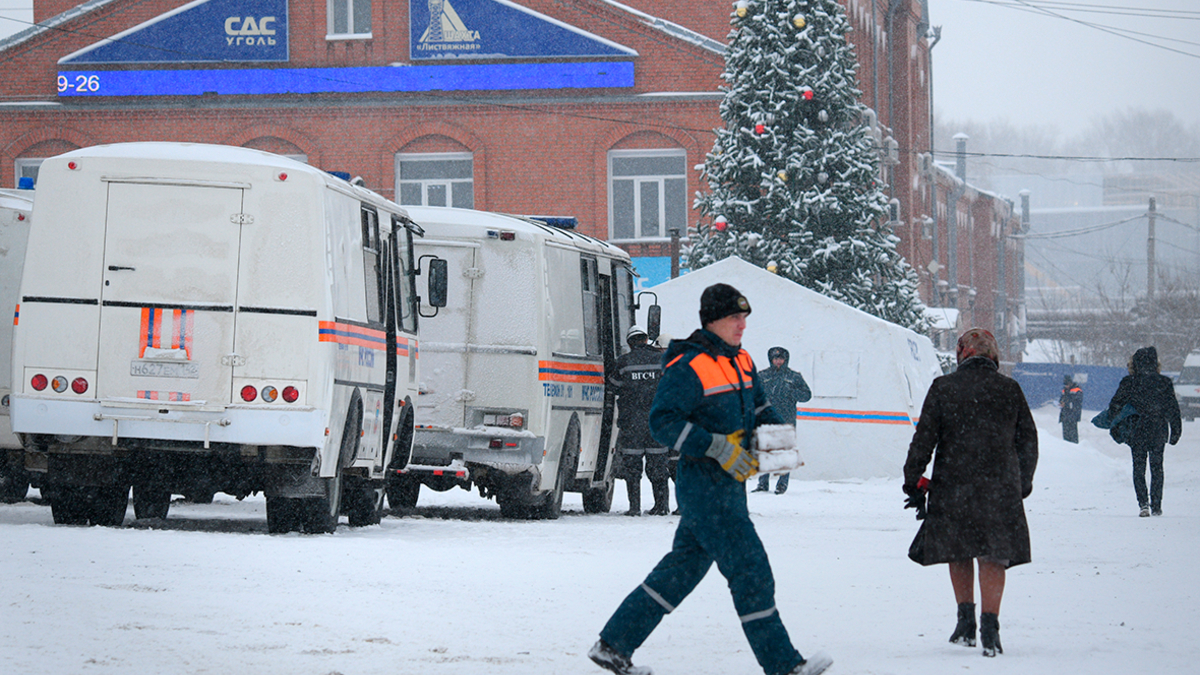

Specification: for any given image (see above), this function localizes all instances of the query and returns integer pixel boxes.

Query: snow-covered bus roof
[0,188,34,211]
[402,205,631,262]
[50,142,408,219]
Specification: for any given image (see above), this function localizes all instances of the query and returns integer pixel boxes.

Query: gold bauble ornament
[793,15,806,28]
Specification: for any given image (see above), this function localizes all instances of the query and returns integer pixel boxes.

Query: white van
[393,207,637,518]
[0,187,34,503]
[1177,351,1200,421]
[10,143,445,531]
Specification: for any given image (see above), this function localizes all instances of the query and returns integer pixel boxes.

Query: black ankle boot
[949,602,976,647]
[648,481,670,515]
[625,481,640,516]
[980,612,1002,657]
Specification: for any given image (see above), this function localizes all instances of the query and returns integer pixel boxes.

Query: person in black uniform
[752,346,811,494]
[1058,375,1083,443]
[610,325,670,516]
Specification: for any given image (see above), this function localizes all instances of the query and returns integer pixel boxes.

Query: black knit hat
[699,283,751,326]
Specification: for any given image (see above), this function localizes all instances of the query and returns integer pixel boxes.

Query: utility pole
[669,228,680,279]
[1147,196,1157,346]
[1147,196,1157,304]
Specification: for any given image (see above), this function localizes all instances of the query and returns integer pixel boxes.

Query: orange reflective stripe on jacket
[688,350,755,397]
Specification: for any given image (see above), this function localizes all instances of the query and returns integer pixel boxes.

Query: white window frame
[327,0,372,39]
[14,157,44,188]
[607,149,688,242]
[395,152,474,208]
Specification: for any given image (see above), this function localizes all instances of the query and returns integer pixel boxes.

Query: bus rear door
[96,181,244,405]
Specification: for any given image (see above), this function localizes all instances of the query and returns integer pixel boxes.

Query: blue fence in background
[1012,363,1128,412]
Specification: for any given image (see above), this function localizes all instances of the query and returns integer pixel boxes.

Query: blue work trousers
[599,459,804,675]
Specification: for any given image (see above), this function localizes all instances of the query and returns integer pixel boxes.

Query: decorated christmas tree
[690,0,927,331]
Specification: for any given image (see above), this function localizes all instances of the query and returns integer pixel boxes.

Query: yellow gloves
[705,429,759,481]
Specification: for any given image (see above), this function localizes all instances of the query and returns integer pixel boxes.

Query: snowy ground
[2,406,1197,675]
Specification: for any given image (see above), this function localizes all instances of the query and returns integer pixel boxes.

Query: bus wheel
[385,474,420,510]
[266,496,302,534]
[88,486,130,527]
[49,486,90,525]
[535,420,579,520]
[582,475,614,514]
[133,485,171,520]
[0,466,29,503]
[302,474,342,534]
[345,480,385,526]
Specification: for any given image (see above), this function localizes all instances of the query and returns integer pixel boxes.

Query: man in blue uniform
[589,283,832,675]
[753,346,811,494]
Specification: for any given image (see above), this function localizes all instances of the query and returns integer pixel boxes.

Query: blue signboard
[410,0,636,60]
[55,61,635,97]
[60,0,288,64]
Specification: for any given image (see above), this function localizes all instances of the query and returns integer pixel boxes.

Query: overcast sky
[928,0,1200,138]
[2,0,1198,141]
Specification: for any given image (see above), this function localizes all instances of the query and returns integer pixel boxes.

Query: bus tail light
[260,386,278,403]
[51,376,68,393]
[71,377,89,395]
[31,374,47,391]
[282,386,299,403]
[240,385,258,402]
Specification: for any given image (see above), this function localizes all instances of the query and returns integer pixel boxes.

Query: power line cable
[1013,212,1145,238]
[964,0,1200,20]
[962,0,1200,59]
[1156,212,1199,231]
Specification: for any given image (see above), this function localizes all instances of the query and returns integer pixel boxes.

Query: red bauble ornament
[755,123,765,134]
[803,90,814,100]
[714,216,728,231]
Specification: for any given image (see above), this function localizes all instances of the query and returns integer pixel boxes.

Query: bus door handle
[108,265,136,271]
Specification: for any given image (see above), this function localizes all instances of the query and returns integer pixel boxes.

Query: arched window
[395,146,474,208]
[607,148,687,241]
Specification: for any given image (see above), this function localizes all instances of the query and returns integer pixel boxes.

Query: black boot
[949,602,976,647]
[625,480,640,516]
[980,612,1002,657]
[648,481,670,515]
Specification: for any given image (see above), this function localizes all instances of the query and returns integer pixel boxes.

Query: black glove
[1170,431,1181,446]
[904,492,927,520]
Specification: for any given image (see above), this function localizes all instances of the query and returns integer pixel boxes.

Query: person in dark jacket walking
[589,283,831,675]
[1058,375,1083,443]
[610,325,670,516]
[752,347,811,494]
[1106,346,1182,517]
[903,328,1038,658]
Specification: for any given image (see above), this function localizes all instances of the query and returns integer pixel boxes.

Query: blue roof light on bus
[527,216,577,229]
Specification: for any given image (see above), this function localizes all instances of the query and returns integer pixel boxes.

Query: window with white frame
[328,0,371,37]
[608,149,687,240]
[395,152,474,208]
[14,158,44,187]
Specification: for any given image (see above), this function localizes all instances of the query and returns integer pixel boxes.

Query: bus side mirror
[647,304,661,343]
[428,258,448,308]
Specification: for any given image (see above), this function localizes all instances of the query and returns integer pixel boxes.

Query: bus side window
[362,207,382,325]
[392,217,418,334]
[581,257,601,357]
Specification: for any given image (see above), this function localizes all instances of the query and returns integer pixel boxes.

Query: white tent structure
[638,257,943,480]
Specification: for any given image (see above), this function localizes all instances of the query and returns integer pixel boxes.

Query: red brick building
[0,0,1022,357]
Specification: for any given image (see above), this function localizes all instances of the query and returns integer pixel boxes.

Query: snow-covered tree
[690,0,927,331]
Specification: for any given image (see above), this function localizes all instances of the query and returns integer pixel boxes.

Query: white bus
[0,187,34,503]
[10,143,445,532]
[390,207,637,519]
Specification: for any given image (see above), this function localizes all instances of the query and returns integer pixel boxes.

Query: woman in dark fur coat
[902,328,1038,658]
